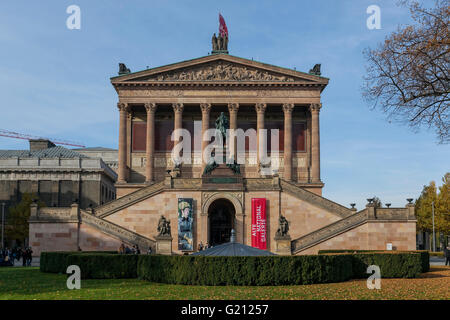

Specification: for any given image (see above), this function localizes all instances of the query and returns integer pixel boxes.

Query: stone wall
[298,221,416,255]
[29,222,79,256]
[105,191,202,254]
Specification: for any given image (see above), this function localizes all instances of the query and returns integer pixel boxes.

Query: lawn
[0,266,449,300]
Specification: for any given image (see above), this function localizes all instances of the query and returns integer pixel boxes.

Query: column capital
[282,103,294,114]
[117,102,129,112]
[310,103,322,113]
[255,103,267,114]
[144,102,157,113]
[172,103,184,113]
[200,103,212,113]
[228,102,239,113]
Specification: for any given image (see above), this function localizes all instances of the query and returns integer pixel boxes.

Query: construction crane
[0,129,86,148]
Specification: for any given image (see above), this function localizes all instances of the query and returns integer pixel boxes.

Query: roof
[0,146,87,159]
[111,54,328,81]
[192,230,276,256]
[72,147,117,152]
[111,54,329,92]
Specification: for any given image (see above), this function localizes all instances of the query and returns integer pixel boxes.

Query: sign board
[386,243,393,251]
[251,198,267,250]
[178,198,193,251]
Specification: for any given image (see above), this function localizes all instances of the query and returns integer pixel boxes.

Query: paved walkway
[12,257,40,267]
[430,256,447,266]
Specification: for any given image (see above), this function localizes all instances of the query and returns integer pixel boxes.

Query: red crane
[0,129,86,148]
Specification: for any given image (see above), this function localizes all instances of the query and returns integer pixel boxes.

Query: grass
[0,266,449,300]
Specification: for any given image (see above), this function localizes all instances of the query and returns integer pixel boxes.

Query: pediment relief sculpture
[140,61,299,82]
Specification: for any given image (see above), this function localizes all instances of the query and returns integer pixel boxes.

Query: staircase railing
[94,181,165,218]
[80,210,156,250]
[291,209,368,254]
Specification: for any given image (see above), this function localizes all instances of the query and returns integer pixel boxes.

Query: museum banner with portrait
[178,198,194,251]
[251,198,267,250]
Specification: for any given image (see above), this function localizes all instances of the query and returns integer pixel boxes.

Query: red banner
[251,198,267,250]
[219,13,228,37]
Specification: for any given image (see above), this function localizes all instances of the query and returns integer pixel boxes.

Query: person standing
[445,246,450,266]
[22,248,26,267]
[27,247,33,266]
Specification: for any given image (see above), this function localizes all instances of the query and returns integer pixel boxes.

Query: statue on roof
[212,33,218,51]
[118,63,131,75]
[309,64,321,76]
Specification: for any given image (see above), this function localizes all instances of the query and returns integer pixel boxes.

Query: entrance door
[208,199,235,246]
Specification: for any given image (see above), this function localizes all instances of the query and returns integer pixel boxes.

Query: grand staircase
[280,180,353,218]
[94,181,165,218]
[80,209,156,249]
[291,209,368,254]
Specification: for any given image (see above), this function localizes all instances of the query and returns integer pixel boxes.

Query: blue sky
[0,1,448,209]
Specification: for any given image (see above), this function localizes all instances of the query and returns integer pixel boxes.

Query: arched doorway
[208,199,236,246]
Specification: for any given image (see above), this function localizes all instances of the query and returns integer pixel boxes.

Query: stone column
[228,103,239,162]
[200,103,211,172]
[310,103,321,183]
[117,102,129,183]
[282,103,294,181]
[172,103,184,167]
[255,103,267,172]
[145,103,157,183]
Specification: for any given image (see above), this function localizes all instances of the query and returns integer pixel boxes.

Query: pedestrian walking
[445,246,450,266]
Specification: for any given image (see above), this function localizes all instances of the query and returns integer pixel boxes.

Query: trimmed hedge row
[318,250,429,273]
[137,255,354,286]
[66,254,137,279]
[40,251,117,274]
[41,251,424,285]
[350,253,422,278]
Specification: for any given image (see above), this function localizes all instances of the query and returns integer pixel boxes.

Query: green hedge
[41,251,424,284]
[137,255,354,286]
[318,250,429,273]
[350,253,422,278]
[66,254,137,279]
[40,251,118,274]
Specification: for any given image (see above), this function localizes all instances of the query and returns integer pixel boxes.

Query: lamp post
[432,201,436,252]
[1,202,5,249]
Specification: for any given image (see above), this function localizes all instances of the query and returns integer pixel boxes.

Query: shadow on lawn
[0,268,146,299]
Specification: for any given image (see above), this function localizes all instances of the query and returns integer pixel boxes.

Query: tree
[415,173,449,234]
[362,0,450,143]
[5,193,44,246]
[436,173,450,232]
[372,196,383,208]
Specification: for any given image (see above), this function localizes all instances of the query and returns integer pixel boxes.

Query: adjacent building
[0,139,117,245]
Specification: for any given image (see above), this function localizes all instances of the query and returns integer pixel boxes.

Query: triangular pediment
[111,54,328,85]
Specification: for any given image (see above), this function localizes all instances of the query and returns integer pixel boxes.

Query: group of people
[197,241,212,251]
[0,247,33,266]
[118,243,141,255]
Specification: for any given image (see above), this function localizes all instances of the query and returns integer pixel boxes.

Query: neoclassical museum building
[29,39,417,255]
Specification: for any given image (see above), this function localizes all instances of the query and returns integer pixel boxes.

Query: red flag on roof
[219,14,228,37]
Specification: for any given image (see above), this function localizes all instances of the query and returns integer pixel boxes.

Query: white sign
[386,243,393,251]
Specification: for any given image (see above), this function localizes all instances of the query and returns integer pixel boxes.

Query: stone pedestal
[155,235,173,255]
[274,235,292,255]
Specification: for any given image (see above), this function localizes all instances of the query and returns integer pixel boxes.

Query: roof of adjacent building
[191,230,276,256]
[0,146,87,159]
[72,147,117,152]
